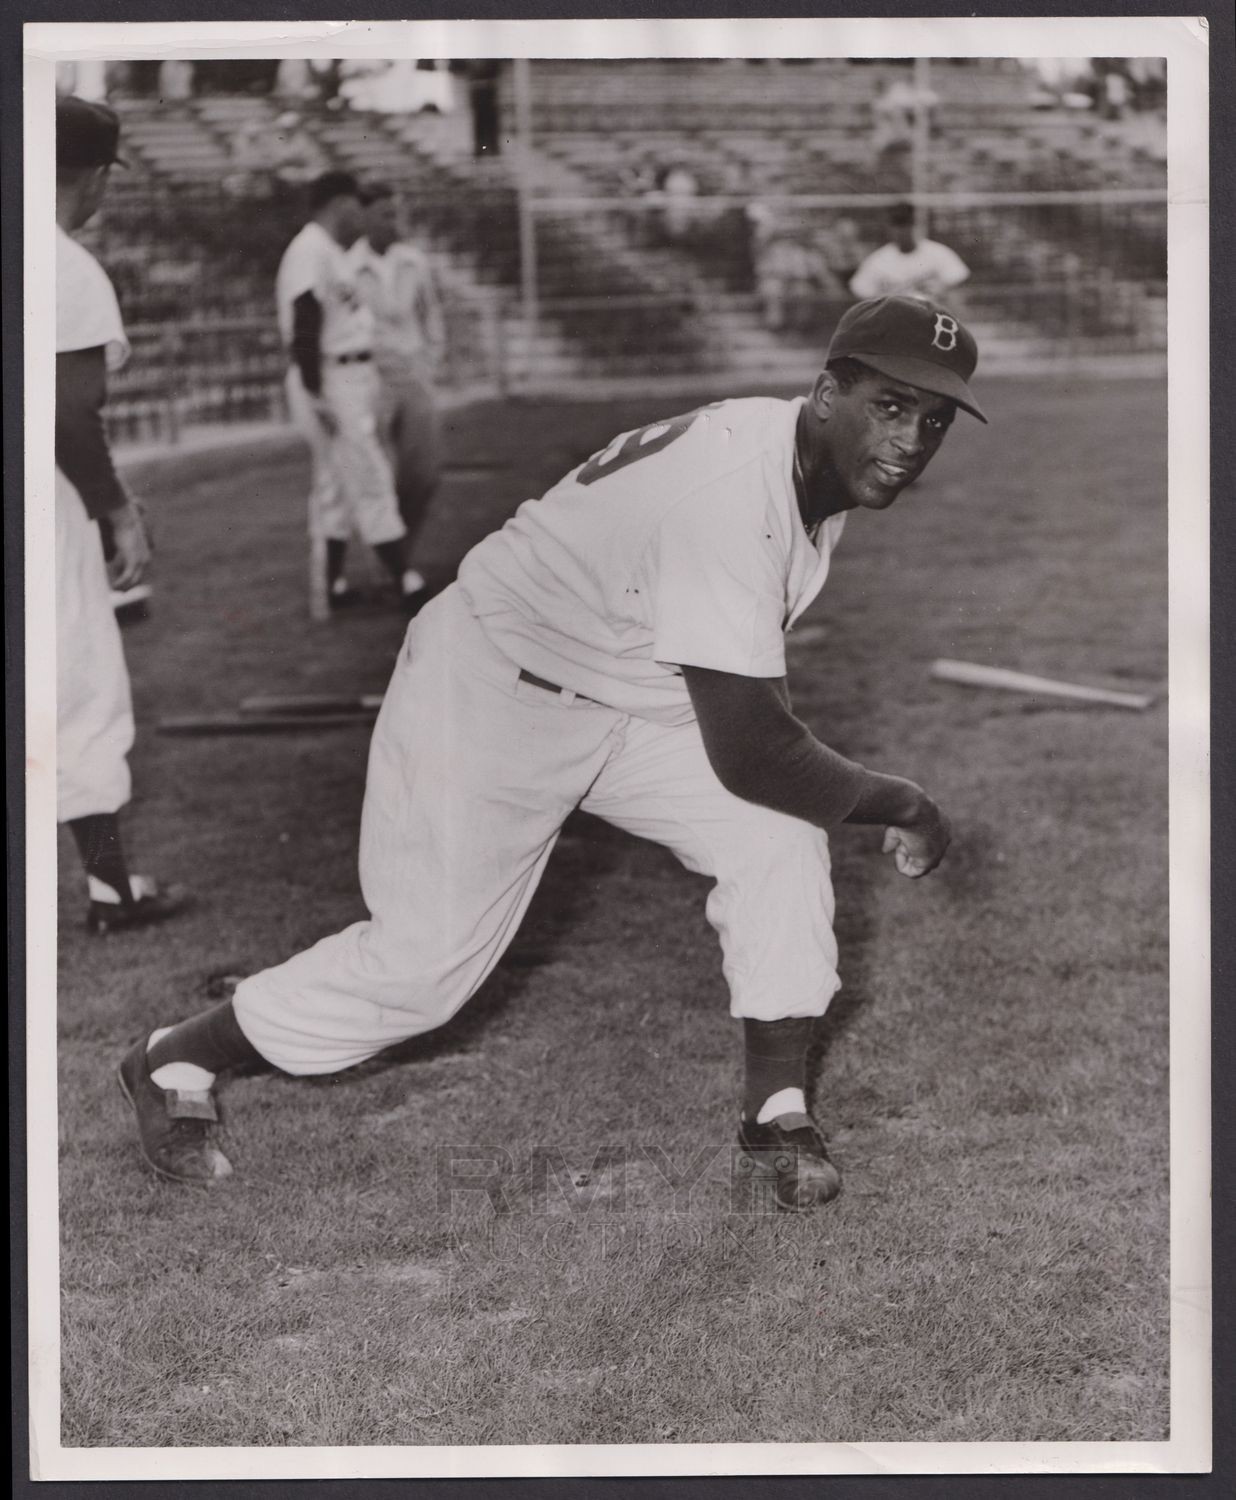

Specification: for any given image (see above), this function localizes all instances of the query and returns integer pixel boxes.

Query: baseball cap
[56,94,128,171]
[826,295,987,423]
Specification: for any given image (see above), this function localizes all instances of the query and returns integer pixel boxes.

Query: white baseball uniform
[234,398,847,1074]
[275,221,405,547]
[849,238,970,301]
[349,236,444,523]
[55,226,135,822]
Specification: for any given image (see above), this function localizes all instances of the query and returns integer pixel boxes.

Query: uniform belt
[518,668,594,704]
[328,351,373,364]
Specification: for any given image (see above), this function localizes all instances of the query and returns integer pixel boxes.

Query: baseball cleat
[87,875,190,936]
[737,1113,842,1211]
[328,582,362,610]
[117,1037,233,1185]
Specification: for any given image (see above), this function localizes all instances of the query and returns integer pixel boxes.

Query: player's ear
[808,369,838,422]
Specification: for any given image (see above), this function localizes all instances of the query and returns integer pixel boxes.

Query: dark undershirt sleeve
[683,665,871,828]
[290,290,324,396]
[55,346,129,521]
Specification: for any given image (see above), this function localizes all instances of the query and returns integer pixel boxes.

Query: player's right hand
[106,501,151,590]
[881,801,951,879]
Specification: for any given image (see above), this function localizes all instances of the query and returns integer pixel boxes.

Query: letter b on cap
[931,313,959,353]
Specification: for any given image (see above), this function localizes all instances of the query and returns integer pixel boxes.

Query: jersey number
[576,404,720,487]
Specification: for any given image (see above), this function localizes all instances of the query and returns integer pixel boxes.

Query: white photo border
[22,13,1211,1482]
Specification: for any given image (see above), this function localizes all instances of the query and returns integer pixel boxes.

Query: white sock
[147,1026,217,1092]
[87,873,156,904]
[87,874,124,905]
[755,1086,806,1124]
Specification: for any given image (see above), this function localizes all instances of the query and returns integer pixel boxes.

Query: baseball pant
[376,357,442,547]
[286,363,406,547]
[233,584,840,1076]
[55,469,134,821]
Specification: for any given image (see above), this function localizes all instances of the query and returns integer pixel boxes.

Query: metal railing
[106,297,512,447]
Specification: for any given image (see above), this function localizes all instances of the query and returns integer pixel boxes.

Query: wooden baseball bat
[930,659,1155,711]
[158,710,377,736]
[240,693,385,715]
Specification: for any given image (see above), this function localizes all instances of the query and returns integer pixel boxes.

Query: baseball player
[54,95,186,935]
[850,203,970,308]
[276,171,424,612]
[350,182,445,564]
[119,296,985,1211]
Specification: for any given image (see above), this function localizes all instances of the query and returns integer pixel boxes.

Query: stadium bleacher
[82,58,1165,439]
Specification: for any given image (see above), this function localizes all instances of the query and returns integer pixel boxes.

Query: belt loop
[561,687,577,705]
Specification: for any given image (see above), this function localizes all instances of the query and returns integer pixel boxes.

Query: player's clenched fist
[104,500,152,590]
[881,802,951,879]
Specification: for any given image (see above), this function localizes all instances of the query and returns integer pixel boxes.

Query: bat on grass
[930,659,1155,711]
[239,693,385,715]
[158,710,377,736]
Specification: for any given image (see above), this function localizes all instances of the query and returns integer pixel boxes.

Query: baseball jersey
[57,226,129,368]
[458,397,845,725]
[350,237,443,363]
[849,239,970,301]
[275,221,372,356]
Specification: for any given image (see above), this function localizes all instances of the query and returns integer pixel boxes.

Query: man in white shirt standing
[850,203,970,311]
[275,171,424,614]
[350,183,444,571]
[119,297,987,1215]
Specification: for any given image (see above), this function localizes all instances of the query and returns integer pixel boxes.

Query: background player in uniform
[54,95,186,935]
[276,171,425,614]
[118,296,984,1211]
[850,202,970,309]
[351,182,445,572]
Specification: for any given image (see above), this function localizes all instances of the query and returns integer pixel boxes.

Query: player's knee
[710,808,830,886]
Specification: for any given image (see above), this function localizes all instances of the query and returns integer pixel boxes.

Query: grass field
[55,376,1169,1449]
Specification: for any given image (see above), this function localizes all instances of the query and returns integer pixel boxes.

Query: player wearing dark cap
[118,297,984,1211]
[54,95,187,934]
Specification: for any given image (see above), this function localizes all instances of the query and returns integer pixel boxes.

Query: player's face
[365,197,400,252]
[818,369,956,511]
[334,195,366,248]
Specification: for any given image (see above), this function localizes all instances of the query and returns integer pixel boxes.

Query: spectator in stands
[274,59,315,100]
[1126,57,1166,114]
[351,182,446,559]
[747,202,831,333]
[158,60,194,101]
[56,61,110,101]
[223,119,278,197]
[1099,66,1131,122]
[657,163,701,243]
[309,58,343,108]
[619,154,659,200]
[817,217,866,292]
[870,75,938,160]
[271,112,319,186]
[849,203,970,310]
